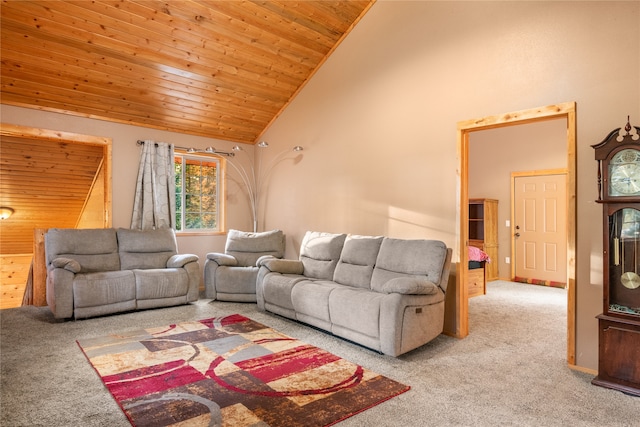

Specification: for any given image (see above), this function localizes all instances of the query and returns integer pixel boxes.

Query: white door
[514,174,567,286]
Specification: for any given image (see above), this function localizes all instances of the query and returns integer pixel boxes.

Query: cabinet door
[593,316,640,396]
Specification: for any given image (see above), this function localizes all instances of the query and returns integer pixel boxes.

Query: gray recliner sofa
[45,227,200,319]
[204,229,285,302]
[256,231,452,357]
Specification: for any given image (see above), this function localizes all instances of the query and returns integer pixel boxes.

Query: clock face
[609,149,640,197]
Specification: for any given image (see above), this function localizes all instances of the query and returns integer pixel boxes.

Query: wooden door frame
[454,102,577,366]
[510,169,568,280]
[0,123,113,306]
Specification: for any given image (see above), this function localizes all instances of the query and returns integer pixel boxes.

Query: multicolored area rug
[77,314,409,427]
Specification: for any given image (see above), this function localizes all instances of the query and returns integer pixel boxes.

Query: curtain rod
[136,140,234,157]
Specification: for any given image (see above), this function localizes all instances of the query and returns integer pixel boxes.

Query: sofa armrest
[257,258,304,275]
[205,253,238,266]
[167,254,199,268]
[380,277,439,295]
[46,268,75,319]
[256,255,276,265]
[51,257,81,273]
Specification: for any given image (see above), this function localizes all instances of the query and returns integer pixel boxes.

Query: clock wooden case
[591,120,640,396]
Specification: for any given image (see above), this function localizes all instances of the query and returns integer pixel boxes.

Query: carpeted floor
[1,280,639,426]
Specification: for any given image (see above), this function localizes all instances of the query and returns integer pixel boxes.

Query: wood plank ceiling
[1,0,374,144]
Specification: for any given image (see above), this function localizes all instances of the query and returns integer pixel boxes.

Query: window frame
[174,150,226,235]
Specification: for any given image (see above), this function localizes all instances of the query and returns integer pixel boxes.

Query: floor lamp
[226,141,303,232]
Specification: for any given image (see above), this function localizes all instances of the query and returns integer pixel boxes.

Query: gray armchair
[204,229,285,301]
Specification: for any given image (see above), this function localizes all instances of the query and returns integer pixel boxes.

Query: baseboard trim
[568,363,597,376]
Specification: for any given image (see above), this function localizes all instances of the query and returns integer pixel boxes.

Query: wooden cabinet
[469,198,499,281]
[467,267,486,298]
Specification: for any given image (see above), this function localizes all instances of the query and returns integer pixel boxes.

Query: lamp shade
[0,207,14,220]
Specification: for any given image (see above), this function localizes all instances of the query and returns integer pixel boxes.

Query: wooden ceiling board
[0,0,374,143]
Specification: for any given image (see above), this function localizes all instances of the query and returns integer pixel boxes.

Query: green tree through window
[175,154,221,232]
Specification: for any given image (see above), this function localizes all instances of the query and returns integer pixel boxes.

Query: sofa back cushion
[225,229,285,267]
[299,231,347,280]
[117,228,177,270]
[45,228,120,273]
[370,238,448,292]
[333,235,384,288]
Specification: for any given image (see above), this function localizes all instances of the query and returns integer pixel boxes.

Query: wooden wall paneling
[0,254,32,309]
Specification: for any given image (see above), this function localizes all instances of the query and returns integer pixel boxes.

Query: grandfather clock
[591,117,640,396]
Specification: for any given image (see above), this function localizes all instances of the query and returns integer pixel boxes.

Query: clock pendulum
[613,219,620,266]
[620,227,640,290]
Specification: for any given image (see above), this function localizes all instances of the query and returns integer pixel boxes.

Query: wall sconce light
[0,207,14,220]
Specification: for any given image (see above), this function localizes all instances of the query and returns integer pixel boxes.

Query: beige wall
[1,1,638,371]
[258,1,640,370]
[469,119,568,279]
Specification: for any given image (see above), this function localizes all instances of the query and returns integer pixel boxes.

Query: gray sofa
[256,231,452,356]
[45,227,200,319]
[204,229,285,302]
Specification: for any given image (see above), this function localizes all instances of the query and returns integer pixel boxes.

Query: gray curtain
[130,140,176,230]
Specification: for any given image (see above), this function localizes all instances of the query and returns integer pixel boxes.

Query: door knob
[515,232,521,237]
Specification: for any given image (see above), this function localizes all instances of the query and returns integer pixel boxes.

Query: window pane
[185,213,201,229]
[201,213,217,229]
[201,194,216,211]
[174,154,220,232]
[185,194,201,212]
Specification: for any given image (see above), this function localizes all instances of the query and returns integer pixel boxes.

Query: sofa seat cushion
[333,235,383,288]
[261,274,307,313]
[133,268,189,300]
[329,287,384,339]
[215,266,259,295]
[291,280,342,326]
[73,270,136,308]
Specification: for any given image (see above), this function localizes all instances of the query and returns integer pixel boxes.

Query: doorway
[454,102,577,366]
[0,123,112,306]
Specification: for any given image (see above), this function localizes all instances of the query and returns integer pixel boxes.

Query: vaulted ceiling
[1,0,374,144]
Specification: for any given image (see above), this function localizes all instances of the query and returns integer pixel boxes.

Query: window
[174,153,222,232]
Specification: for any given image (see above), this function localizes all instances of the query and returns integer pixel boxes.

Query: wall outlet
[505,257,510,264]
[505,220,510,227]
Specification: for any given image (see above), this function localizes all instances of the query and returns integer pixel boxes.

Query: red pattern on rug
[78,314,410,427]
